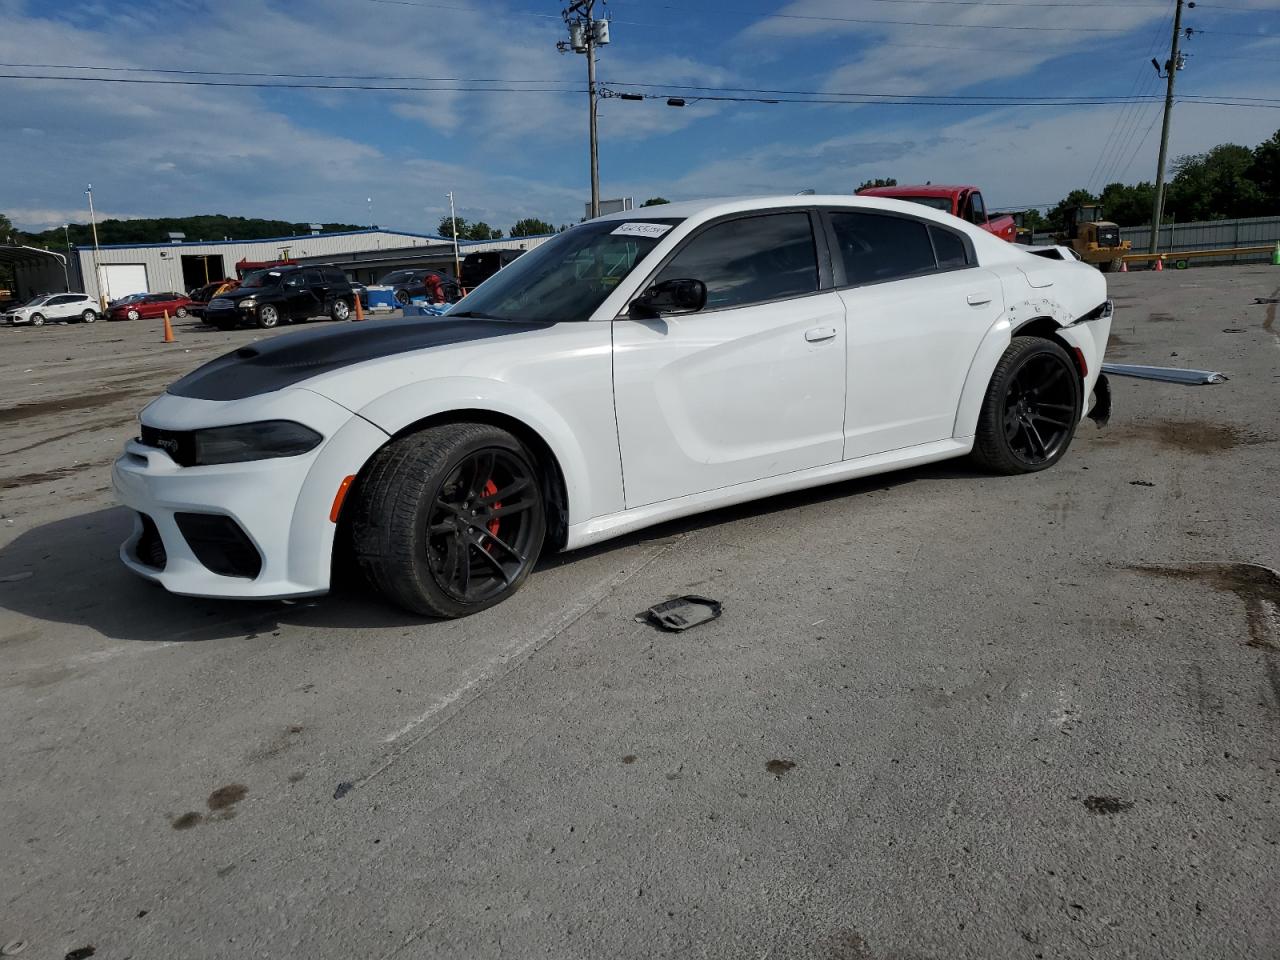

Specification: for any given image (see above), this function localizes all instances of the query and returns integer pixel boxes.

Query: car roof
[857,185,975,198]
[588,194,977,222]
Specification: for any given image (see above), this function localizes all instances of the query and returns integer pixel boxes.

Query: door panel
[838,268,1003,460]
[612,292,847,508]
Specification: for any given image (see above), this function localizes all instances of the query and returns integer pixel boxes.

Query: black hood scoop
[168,317,550,402]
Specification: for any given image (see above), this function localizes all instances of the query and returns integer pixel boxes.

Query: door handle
[966,293,993,306]
[805,326,838,342]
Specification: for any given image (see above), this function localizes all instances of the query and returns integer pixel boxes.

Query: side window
[324,268,347,285]
[656,212,818,310]
[283,273,306,288]
[46,295,70,305]
[829,212,936,284]
[967,192,986,225]
[930,226,971,270]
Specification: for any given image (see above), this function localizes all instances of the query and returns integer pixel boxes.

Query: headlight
[188,421,323,465]
[237,297,257,308]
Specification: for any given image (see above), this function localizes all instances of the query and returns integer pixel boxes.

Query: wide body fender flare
[952,296,1077,439]
[352,376,618,532]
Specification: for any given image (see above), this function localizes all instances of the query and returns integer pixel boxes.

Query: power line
[0,62,576,84]
[0,73,584,93]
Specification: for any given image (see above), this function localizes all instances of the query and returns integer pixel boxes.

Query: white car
[4,292,99,325]
[113,195,1112,617]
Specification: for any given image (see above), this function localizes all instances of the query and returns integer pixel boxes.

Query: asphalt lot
[2,268,1279,960]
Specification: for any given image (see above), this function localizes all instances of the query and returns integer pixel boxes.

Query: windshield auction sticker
[611,222,673,238]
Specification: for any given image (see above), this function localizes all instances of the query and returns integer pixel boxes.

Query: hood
[167,316,553,401]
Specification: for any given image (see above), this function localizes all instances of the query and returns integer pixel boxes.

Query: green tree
[640,197,670,207]
[1098,181,1155,227]
[1020,208,1047,233]
[856,177,897,191]
[1165,144,1263,222]
[510,217,555,237]
[438,215,468,239]
[1249,128,1280,209]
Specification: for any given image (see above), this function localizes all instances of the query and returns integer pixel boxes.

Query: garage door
[99,264,148,301]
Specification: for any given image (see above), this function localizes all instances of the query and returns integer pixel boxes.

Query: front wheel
[126,308,140,321]
[81,309,97,323]
[351,424,546,618]
[972,336,1082,475]
[30,313,45,326]
[331,299,351,322]
[256,304,280,329]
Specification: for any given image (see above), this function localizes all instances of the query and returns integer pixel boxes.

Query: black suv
[205,265,355,329]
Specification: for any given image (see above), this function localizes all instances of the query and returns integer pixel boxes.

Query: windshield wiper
[448,310,510,320]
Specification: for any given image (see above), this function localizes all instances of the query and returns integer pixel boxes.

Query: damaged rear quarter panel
[952,259,1108,438]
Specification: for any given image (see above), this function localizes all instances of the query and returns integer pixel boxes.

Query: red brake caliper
[482,478,501,543]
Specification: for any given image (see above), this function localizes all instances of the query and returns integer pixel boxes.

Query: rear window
[930,226,971,269]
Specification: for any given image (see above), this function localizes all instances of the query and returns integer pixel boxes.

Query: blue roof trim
[93,228,454,250]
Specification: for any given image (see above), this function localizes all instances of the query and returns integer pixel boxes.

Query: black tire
[972,336,1082,475]
[351,423,546,618]
[394,288,410,306]
[331,298,351,322]
[126,308,140,321]
[30,313,44,326]
[81,309,97,323]
[256,304,280,329]
[175,306,188,318]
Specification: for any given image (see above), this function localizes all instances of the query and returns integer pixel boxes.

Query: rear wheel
[256,304,280,329]
[81,309,97,323]
[394,288,410,306]
[972,336,1081,475]
[331,299,351,321]
[351,424,546,618]
[175,306,188,318]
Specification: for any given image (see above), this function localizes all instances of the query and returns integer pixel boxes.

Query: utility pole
[61,224,71,292]
[86,184,107,310]
[447,191,462,285]
[1148,0,1189,255]
[559,0,610,219]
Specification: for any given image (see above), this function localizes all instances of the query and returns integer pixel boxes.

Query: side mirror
[630,278,707,319]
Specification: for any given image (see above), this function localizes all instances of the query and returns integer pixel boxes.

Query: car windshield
[21,295,51,307]
[241,270,282,288]
[897,196,954,212]
[451,219,681,323]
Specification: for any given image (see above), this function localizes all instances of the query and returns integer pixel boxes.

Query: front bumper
[4,313,30,325]
[112,388,388,599]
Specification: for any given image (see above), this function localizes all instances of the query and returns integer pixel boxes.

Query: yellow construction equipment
[1057,204,1131,273]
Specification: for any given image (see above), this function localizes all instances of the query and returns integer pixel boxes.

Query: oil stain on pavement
[1130,562,1280,649]
[171,784,249,830]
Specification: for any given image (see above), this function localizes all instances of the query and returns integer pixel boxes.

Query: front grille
[139,424,197,466]
[209,298,232,309]
[174,513,262,579]
[135,513,168,569]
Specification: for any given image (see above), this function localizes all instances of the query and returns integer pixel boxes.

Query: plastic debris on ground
[1100,362,1228,385]
[636,596,724,632]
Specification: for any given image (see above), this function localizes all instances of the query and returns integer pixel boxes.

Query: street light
[86,184,107,309]
[61,223,71,292]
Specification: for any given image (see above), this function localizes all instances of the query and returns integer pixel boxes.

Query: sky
[1,0,1278,235]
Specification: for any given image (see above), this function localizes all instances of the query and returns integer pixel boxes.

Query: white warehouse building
[68,228,554,303]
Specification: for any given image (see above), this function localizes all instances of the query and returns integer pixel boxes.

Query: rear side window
[657,212,818,310]
[830,212,936,284]
[324,268,347,284]
[930,226,970,269]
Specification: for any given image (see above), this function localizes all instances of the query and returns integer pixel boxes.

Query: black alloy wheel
[426,448,541,605]
[394,288,411,306]
[973,336,1082,474]
[351,424,547,617]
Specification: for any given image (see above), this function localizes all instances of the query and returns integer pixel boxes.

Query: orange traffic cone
[353,295,364,322]
[162,309,175,343]
[1120,260,1128,273]
[1154,257,1164,272]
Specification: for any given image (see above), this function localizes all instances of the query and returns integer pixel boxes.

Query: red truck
[855,184,1018,243]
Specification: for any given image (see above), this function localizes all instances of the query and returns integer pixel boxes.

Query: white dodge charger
[113,195,1112,617]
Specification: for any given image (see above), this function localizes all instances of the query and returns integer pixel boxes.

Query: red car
[107,292,192,321]
[855,184,1018,243]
